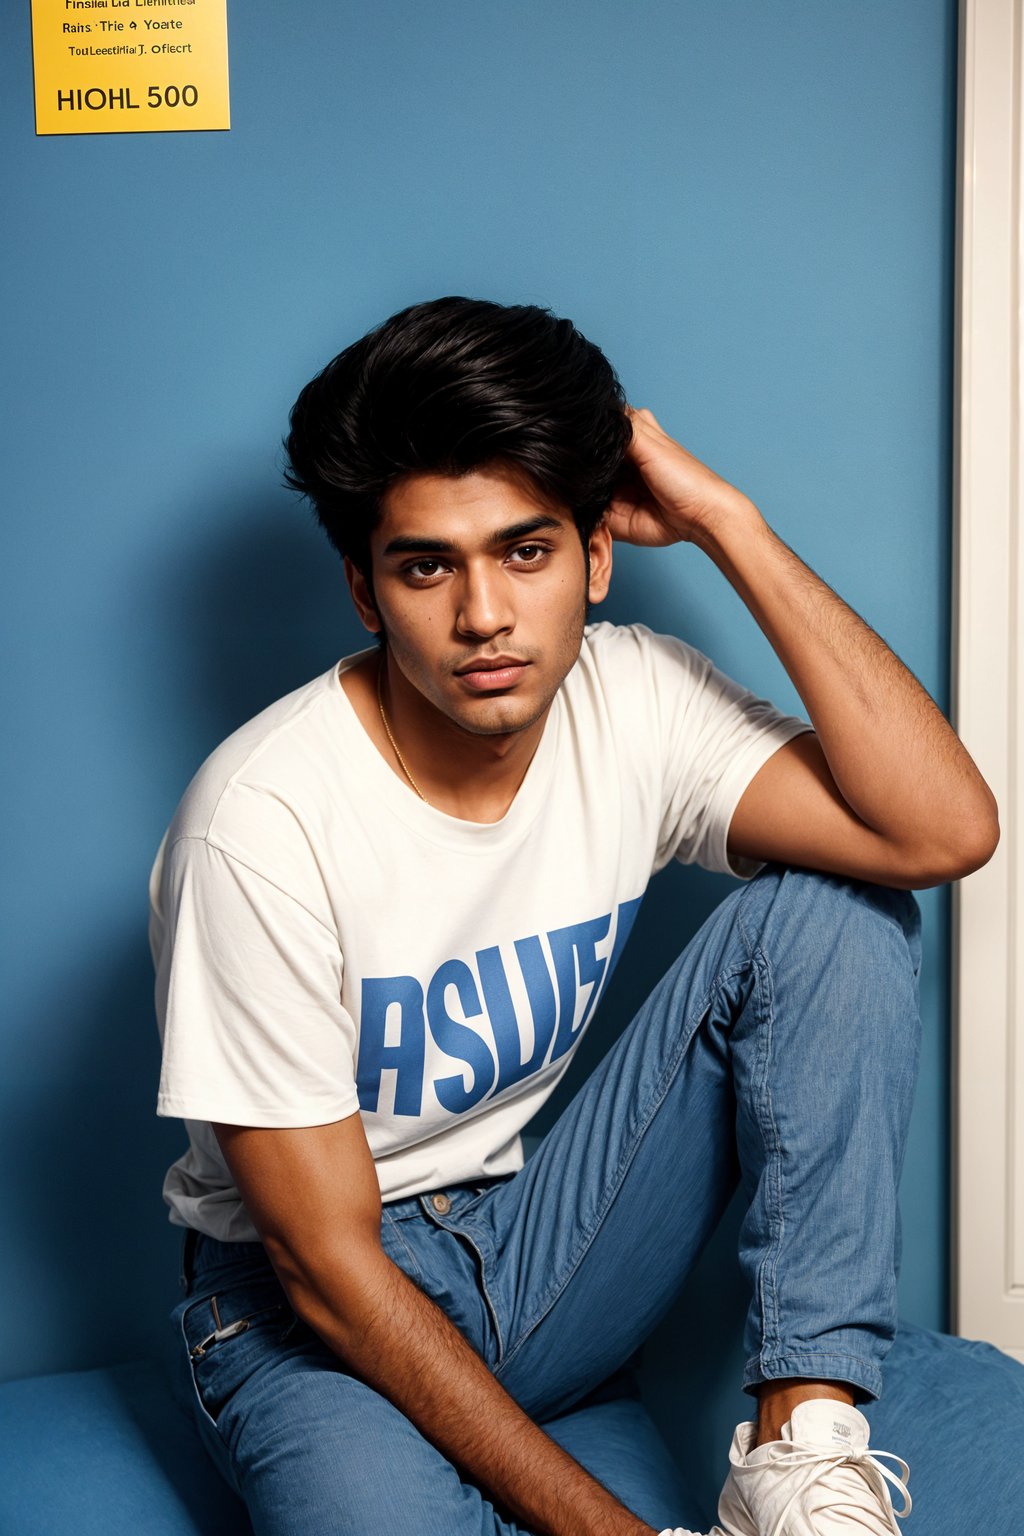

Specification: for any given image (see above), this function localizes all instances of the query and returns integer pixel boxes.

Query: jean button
[431,1193,452,1215]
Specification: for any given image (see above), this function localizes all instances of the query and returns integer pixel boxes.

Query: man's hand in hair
[607,404,760,550]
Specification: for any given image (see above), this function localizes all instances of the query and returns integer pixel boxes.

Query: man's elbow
[269,1228,392,1350]
[954,783,1001,871]
[915,806,1001,886]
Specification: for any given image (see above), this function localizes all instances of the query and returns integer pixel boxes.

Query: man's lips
[453,657,532,691]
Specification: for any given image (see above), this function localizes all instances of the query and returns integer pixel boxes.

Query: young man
[154,296,999,1536]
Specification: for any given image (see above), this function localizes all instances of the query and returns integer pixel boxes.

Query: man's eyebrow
[381,515,564,558]
[490,514,564,545]
[382,534,459,557]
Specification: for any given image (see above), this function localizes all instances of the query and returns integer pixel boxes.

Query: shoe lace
[764,1443,912,1536]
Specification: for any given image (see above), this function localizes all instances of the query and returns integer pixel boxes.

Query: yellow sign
[31,0,230,135]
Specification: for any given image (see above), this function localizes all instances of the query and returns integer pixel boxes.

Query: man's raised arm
[607,406,999,889]
[212,1115,655,1536]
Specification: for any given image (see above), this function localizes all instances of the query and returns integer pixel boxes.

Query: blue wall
[2,0,957,1505]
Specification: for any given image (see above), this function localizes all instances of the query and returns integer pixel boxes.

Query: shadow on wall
[8,489,754,1508]
[5,495,366,1385]
[143,489,372,770]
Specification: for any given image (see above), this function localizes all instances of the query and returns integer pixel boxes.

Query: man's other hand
[607,405,759,550]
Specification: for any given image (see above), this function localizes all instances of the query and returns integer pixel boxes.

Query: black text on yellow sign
[31,0,230,135]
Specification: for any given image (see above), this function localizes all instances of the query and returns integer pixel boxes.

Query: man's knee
[731,866,923,1078]
[740,864,921,974]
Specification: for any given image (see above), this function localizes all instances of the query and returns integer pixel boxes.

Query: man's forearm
[290,1245,653,1536]
[694,499,998,867]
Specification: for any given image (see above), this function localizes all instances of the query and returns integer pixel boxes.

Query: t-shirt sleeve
[641,627,815,881]
[154,835,360,1127]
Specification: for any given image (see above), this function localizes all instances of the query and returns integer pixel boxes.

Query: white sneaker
[713,1399,911,1536]
[657,1529,721,1535]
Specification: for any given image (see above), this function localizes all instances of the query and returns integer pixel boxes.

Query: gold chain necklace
[376,658,428,802]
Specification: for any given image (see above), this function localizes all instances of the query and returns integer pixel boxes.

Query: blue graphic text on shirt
[356,896,643,1117]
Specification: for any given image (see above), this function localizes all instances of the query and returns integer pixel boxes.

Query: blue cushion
[864,1320,1024,1531]
[1,1322,1021,1534]
[0,1358,250,1536]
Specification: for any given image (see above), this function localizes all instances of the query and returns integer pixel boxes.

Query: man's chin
[450,694,552,738]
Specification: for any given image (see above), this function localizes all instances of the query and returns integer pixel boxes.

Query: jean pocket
[180,1276,293,1429]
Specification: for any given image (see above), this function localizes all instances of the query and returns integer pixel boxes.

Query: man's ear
[344,556,383,634]
[586,517,613,605]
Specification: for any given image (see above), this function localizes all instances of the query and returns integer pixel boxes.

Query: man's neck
[340,652,550,823]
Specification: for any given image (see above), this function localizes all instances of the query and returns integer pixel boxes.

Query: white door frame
[953,0,1024,1361]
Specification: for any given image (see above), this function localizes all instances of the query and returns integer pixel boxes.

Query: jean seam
[495,958,753,1379]
[382,1211,425,1286]
[753,942,784,1369]
[735,887,787,1373]
[460,1225,505,1363]
[419,1205,506,1362]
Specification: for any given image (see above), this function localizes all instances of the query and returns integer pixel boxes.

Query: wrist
[689,492,768,561]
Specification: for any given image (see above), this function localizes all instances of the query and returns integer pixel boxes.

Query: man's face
[346,461,612,739]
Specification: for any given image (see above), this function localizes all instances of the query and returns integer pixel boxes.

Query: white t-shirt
[151,621,813,1241]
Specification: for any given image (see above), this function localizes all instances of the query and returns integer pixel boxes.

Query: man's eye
[510,544,547,564]
[407,559,444,579]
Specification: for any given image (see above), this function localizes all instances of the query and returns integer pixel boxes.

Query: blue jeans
[169,865,923,1534]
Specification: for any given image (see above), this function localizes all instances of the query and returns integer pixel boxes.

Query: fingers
[623,406,666,468]
[625,404,666,440]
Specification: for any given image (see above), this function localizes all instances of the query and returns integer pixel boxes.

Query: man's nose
[455,565,515,638]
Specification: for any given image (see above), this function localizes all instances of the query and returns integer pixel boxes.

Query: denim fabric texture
[168,865,925,1534]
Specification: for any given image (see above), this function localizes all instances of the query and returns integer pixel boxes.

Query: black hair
[283,296,631,573]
